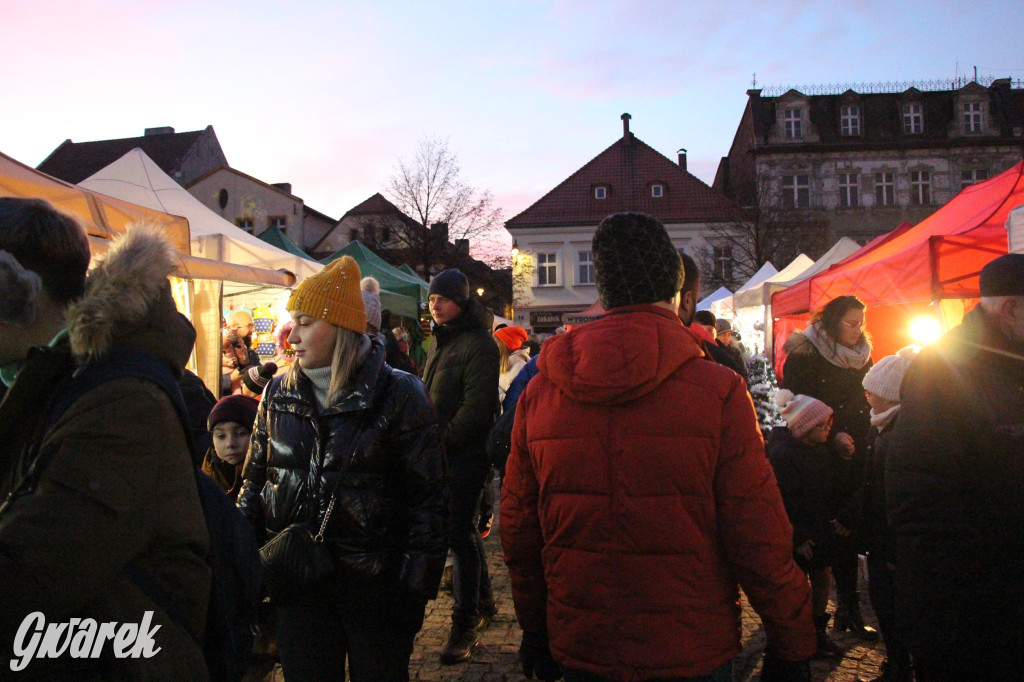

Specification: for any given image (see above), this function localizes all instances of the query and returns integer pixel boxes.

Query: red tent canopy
[771,161,1020,372]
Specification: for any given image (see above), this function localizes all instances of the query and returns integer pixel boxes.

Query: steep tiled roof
[506,133,740,228]
[37,128,209,184]
[340,193,424,231]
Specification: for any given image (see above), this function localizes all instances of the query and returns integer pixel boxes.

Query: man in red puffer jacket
[501,212,815,682]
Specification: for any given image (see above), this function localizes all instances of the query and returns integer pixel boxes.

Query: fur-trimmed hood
[67,226,195,374]
[783,329,816,356]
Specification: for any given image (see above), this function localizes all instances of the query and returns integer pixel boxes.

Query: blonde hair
[495,335,512,374]
[285,326,365,403]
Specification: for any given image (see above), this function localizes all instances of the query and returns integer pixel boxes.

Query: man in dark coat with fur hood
[0,198,211,680]
[421,268,500,665]
[888,253,1024,681]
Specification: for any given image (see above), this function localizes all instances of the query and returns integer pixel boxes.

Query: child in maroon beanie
[201,394,259,500]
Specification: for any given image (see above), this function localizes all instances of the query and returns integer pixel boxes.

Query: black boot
[814,614,844,658]
[477,584,498,630]
[440,616,479,665]
[834,592,879,641]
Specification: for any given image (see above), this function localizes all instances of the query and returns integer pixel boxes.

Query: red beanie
[208,394,259,431]
[494,325,528,351]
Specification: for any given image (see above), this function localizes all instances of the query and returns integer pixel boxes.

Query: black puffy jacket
[238,337,448,599]
[421,299,499,461]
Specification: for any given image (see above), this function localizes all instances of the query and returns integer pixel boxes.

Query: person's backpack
[486,399,518,477]
[27,346,261,682]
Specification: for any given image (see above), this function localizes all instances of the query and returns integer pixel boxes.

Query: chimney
[454,238,469,255]
[677,148,687,171]
[271,182,292,194]
[144,126,175,136]
[621,113,632,138]
[431,222,449,242]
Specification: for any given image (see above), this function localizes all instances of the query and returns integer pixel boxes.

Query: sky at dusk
[3,0,1022,250]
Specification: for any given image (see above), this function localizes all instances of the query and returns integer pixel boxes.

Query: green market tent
[321,240,429,319]
[399,263,420,278]
[258,225,317,261]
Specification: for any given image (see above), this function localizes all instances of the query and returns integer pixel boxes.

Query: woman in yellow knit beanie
[238,255,448,680]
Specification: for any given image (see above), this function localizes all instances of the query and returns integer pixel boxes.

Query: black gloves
[760,652,811,682]
[519,631,562,681]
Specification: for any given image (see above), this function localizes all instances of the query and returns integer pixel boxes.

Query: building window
[381,227,391,242]
[838,173,859,207]
[961,168,988,188]
[651,184,663,198]
[903,103,923,133]
[594,186,607,199]
[713,245,733,282]
[577,250,594,285]
[840,105,860,136]
[537,252,558,286]
[235,218,254,233]
[784,108,803,139]
[963,102,983,132]
[782,174,810,208]
[910,171,931,205]
[268,216,287,233]
[349,228,360,242]
[874,172,895,206]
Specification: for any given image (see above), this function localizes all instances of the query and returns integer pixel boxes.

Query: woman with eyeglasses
[781,295,876,643]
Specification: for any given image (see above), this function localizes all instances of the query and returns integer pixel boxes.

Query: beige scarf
[803,322,871,370]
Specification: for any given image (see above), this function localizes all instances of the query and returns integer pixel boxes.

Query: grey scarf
[803,322,871,370]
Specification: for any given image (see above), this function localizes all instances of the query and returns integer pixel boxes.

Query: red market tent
[772,161,1021,373]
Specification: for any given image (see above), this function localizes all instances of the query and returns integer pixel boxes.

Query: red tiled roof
[506,133,740,228]
[37,129,207,184]
[341,193,425,232]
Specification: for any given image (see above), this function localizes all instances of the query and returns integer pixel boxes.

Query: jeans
[564,659,733,682]
[275,568,426,681]
[448,456,492,622]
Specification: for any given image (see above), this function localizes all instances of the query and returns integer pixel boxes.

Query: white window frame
[903,103,923,134]
[536,252,559,287]
[963,101,983,133]
[874,172,895,206]
[235,217,254,233]
[838,173,859,207]
[268,216,287,232]
[713,245,733,282]
[961,168,988,188]
[576,250,594,286]
[594,186,607,200]
[651,184,663,198]
[840,105,861,136]
[782,174,810,208]
[910,170,931,205]
[784,108,802,139]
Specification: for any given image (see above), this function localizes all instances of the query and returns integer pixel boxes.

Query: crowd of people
[0,198,1022,681]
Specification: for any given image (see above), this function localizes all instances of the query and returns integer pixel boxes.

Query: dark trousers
[832,532,859,599]
[448,456,492,622]
[275,570,426,682]
[866,554,910,671]
[564,660,733,682]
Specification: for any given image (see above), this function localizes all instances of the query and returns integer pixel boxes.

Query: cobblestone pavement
[254,517,888,682]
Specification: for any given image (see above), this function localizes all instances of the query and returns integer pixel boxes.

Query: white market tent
[733,254,815,309]
[710,261,777,318]
[769,237,862,290]
[697,286,733,311]
[80,148,324,394]
[80,148,322,285]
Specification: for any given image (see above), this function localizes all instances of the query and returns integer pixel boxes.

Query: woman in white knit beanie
[859,345,919,682]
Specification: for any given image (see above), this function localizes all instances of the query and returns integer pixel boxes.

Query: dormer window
[840,105,861,136]
[963,101,983,132]
[784,108,803,139]
[594,186,607,199]
[651,184,663,198]
[903,103,923,134]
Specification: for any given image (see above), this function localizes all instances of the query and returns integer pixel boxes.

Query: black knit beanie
[592,212,683,309]
[241,362,277,394]
[980,253,1024,297]
[429,269,470,306]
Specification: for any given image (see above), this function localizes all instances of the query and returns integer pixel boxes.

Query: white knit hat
[360,276,382,333]
[775,389,833,438]
[862,345,919,402]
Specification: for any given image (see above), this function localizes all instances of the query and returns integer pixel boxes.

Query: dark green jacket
[0,231,210,680]
[421,299,499,462]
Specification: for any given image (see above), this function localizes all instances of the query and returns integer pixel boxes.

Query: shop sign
[530,311,563,327]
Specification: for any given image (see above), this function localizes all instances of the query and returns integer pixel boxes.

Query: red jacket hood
[537,304,704,405]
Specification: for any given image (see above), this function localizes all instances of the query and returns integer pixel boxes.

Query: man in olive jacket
[421,268,499,665]
[0,199,211,680]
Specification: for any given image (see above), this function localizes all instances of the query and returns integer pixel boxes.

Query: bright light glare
[909,316,943,345]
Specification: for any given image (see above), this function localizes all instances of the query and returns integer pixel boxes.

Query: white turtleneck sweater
[304,365,333,408]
